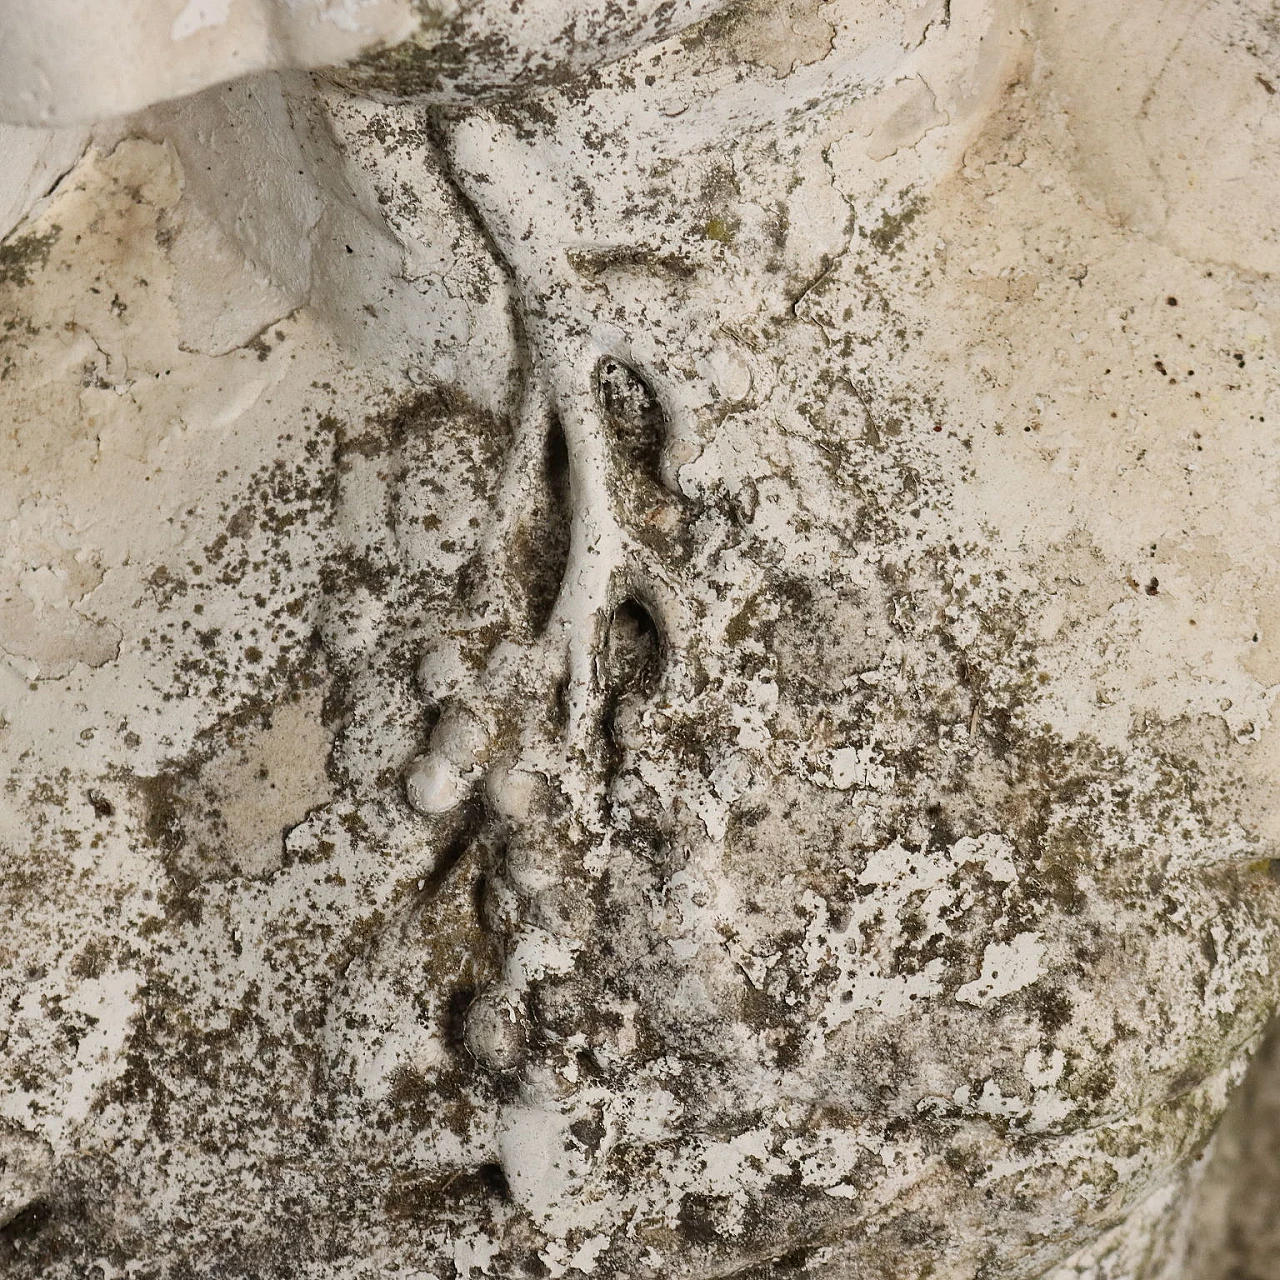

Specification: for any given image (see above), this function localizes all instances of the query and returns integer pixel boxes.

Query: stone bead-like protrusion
[404,705,491,815]
[403,753,467,816]
[463,991,528,1074]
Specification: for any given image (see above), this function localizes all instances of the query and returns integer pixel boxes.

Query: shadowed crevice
[513,413,573,634]
[599,594,664,780]
[596,357,669,487]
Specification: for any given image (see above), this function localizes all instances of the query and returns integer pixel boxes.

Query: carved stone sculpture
[1,2,1279,1277]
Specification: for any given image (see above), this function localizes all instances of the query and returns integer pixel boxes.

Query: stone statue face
[1,0,1279,1276]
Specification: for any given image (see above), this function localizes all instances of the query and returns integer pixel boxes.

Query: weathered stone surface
[0,3,1279,1277]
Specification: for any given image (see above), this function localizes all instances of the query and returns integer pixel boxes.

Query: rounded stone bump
[404,752,467,816]
[502,837,558,896]
[464,992,528,1074]
[485,763,541,825]
[404,705,492,816]
[433,705,491,768]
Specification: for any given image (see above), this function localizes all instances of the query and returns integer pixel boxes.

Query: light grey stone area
[1,2,1279,1277]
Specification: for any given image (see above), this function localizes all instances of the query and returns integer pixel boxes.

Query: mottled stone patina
[1,3,1279,1278]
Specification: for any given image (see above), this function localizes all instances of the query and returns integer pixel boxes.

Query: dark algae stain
[0,227,60,288]
[866,197,924,256]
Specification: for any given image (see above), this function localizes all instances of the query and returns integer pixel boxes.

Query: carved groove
[513,413,573,634]
[419,795,486,898]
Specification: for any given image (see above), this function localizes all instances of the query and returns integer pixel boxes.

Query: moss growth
[866,198,924,255]
[705,215,738,244]
[0,226,59,287]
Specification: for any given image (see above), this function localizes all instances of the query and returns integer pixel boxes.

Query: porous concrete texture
[1,3,1279,1277]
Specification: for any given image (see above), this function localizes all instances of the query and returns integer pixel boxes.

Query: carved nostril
[514,412,572,634]
[595,357,670,489]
